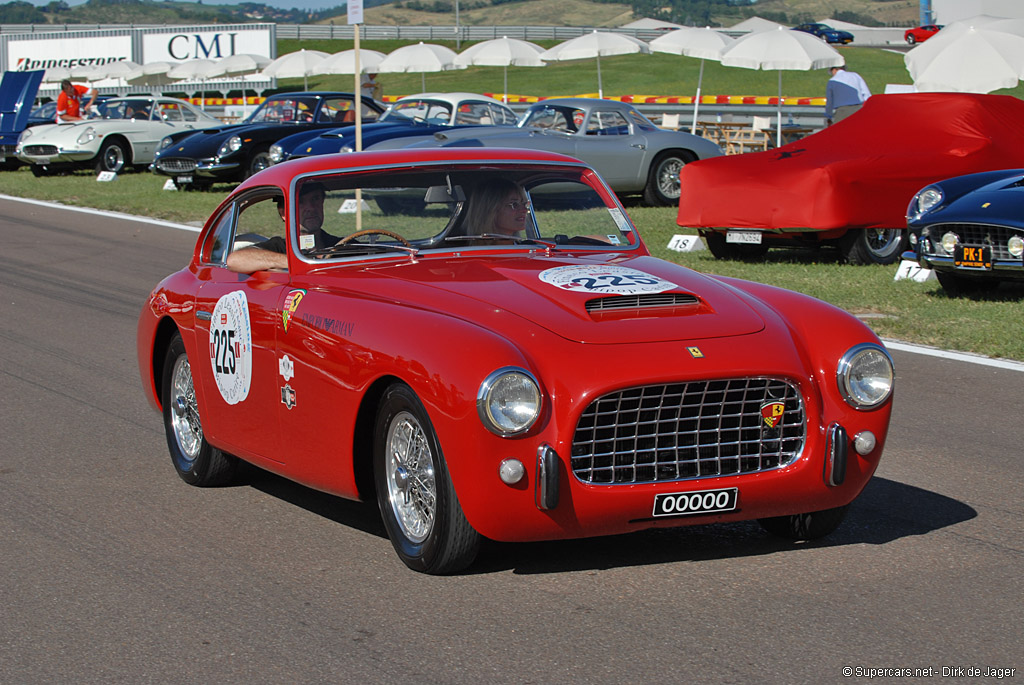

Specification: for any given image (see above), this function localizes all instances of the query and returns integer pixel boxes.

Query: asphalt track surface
[2,198,1021,683]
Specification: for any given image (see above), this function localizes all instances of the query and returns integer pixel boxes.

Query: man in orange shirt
[56,79,97,122]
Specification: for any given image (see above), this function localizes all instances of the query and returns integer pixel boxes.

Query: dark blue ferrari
[906,169,1024,295]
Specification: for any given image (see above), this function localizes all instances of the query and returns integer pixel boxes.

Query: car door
[193,191,290,464]
[573,108,646,187]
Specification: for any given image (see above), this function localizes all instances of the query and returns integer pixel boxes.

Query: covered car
[136,147,895,574]
[150,91,385,189]
[373,97,722,206]
[17,96,221,175]
[269,92,518,165]
[676,93,1024,264]
[905,169,1024,294]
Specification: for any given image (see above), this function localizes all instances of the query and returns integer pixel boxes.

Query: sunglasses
[504,200,532,211]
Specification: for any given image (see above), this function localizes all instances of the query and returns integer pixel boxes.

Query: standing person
[361,72,382,101]
[824,64,871,125]
[56,79,97,123]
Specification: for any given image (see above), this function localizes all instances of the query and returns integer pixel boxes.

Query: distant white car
[17,97,221,176]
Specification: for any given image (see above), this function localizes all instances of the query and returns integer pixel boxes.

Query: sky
[23,0,348,11]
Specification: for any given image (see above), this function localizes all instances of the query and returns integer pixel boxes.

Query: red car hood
[366,253,766,344]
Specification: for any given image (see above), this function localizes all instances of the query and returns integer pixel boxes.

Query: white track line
[5,193,1023,372]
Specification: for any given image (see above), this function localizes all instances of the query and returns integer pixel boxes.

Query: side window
[320,97,354,122]
[586,110,629,136]
[490,104,517,126]
[205,206,235,265]
[454,103,491,125]
[204,193,285,265]
[159,102,183,122]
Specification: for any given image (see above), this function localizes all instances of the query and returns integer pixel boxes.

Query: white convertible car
[16,97,221,176]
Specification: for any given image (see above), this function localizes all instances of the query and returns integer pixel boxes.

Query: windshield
[96,99,150,120]
[247,96,321,124]
[247,166,639,265]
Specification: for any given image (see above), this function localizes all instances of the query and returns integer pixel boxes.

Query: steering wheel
[339,229,412,248]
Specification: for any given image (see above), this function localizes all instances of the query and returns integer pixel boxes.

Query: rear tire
[161,333,237,486]
[374,383,480,574]
[759,505,848,540]
[839,228,907,265]
[643,151,691,206]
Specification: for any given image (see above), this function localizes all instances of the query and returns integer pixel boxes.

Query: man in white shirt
[825,65,871,125]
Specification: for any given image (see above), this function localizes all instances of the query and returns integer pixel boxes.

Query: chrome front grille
[925,222,1024,261]
[571,378,805,485]
[586,293,699,312]
[0,144,16,156]
[156,158,198,173]
[23,145,59,156]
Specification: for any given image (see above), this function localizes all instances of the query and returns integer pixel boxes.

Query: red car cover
[676,93,1024,230]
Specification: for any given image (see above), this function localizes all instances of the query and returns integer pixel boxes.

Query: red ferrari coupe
[904,24,943,44]
[677,93,1024,264]
[137,148,895,573]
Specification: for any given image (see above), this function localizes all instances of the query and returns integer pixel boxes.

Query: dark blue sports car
[150,91,384,189]
[793,23,855,44]
[268,92,518,165]
[906,169,1024,295]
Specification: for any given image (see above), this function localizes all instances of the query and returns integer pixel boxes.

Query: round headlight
[339,144,354,153]
[217,135,242,158]
[477,367,541,436]
[160,136,173,150]
[941,232,960,254]
[914,187,943,216]
[76,126,96,145]
[1008,235,1024,258]
[18,128,33,143]
[269,144,284,163]
[837,343,894,410]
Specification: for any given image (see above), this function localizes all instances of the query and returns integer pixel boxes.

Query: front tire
[96,138,129,174]
[906,34,917,45]
[643,151,691,206]
[374,384,480,574]
[759,505,848,540]
[839,228,907,265]
[161,333,237,486]
[245,146,272,178]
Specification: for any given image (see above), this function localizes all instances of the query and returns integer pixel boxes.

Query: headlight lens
[217,135,242,158]
[339,144,354,153]
[269,144,284,163]
[76,127,96,145]
[837,343,894,410]
[160,136,173,150]
[18,128,33,143]
[941,232,960,254]
[909,187,943,220]
[1008,235,1024,258]
[477,367,541,436]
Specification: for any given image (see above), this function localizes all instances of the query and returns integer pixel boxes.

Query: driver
[226,182,339,273]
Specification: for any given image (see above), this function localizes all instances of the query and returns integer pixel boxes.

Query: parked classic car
[906,168,1024,294]
[371,98,721,206]
[904,24,943,44]
[793,23,855,44]
[151,91,385,189]
[16,96,221,175]
[136,147,894,574]
[676,93,1024,264]
[0,69,43,170]
[269,92,519,165]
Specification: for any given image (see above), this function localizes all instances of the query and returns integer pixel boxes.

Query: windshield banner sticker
[539,264,677,295]
[209,290,253,405]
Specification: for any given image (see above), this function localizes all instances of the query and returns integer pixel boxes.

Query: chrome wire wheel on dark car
[840,228,907,265]
[161,334,237,486]
[246,147,272,178]
[374,384,480,574]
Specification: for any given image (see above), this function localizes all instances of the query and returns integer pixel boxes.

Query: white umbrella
[216,53,272,77]
[378,42,464,91]
[455,37,546,103]
[168,59,225,110]
[719,26,843,146]
[262,49,329,90]
[905,22,1024,93]
[70,64,103,81]
[42,66,71,83]
[312,49,387,75]
[126,61,178,87]
[539,31,650,98]
[650,27,735,134]
[90,60,141,82]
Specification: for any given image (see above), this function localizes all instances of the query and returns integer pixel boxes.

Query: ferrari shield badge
[282,289,307,332]
[761,401,785,430]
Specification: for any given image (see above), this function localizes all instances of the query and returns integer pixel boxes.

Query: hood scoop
[586,293,709,321]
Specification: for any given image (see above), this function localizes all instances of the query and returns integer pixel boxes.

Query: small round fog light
[1008,235,1024,258]
[853,431,877,456]
[908,232,918,246]
[941,232,960,254]
[499,458,525,485]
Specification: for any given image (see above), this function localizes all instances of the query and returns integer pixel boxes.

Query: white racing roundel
[539,264,678,295]
[209,290,253,405]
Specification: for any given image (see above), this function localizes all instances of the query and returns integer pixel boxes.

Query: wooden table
[698,121,770,154]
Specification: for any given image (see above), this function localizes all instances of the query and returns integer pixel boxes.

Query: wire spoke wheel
[384,411,437,543]
[169,354,202,464]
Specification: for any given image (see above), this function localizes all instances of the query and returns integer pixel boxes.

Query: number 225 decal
[209,290,253,405]
[538,264,678,295]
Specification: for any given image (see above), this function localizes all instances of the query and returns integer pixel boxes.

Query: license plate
[37,157,51,165]
[954,245,991,270]
[726,230,762,245]
[178,175,193,184]
[653,487,738,518]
